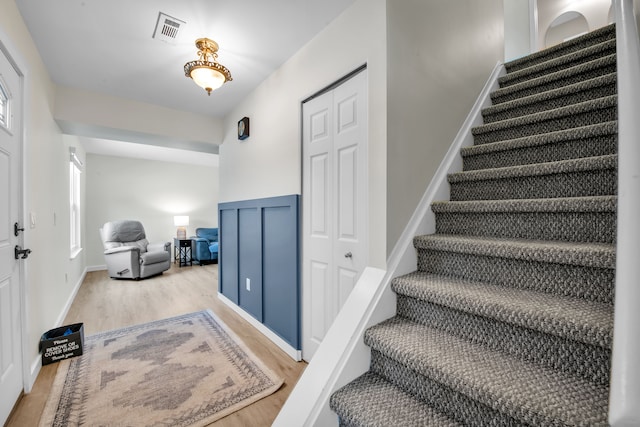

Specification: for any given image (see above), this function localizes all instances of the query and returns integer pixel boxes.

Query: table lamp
[174,216,189,239]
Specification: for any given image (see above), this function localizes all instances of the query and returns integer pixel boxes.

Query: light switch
[30,212,36,228]
[246,278,251,291]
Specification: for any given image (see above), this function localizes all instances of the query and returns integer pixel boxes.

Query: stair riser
[492,63,617,105]
[463,134,617,170]
[369,351,528,426]
[483,82,616,123]
[396,296,611,384]
[434,211,616,243]
[473,106,617,145]
[505,29,615,73]
[416,249,614,304]
[499,48,616,89]
[450,168,616,201]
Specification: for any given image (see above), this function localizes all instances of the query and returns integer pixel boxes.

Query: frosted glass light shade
[174,216,189,226]
[190,67,226,92]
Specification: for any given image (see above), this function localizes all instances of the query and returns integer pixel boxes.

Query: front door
[0,44,24,425]
[302,70,368,361]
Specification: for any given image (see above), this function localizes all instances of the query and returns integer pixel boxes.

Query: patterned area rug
[39,310,283,426]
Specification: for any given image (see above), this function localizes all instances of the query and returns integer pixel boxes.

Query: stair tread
[392,271,613,348]
[484,73,616,117]
[499,39,616,86]
[492,54,616,102]
[431,195,616,213]
[473,95,617,136]
[366,317,609,425]
[449,154,616,183]
[330,371,463,427]
[413,234,615,269]
[461,121,617,155]
[505,24,615,71]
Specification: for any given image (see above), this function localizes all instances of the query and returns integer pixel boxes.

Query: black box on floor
[39,323,84,365]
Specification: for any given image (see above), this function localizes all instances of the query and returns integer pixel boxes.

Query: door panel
[338,145,358,239]
[310,154,329,236]
[337,94,358,134]
[1,278,13,371]
[309,261,329,345]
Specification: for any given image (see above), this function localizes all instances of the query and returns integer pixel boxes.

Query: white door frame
[0,28,31,397]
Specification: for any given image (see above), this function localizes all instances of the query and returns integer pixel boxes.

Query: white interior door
[0,45,24,425]
[302,70,368,361]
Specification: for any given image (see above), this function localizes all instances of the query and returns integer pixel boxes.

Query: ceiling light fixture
[184,38,232,96]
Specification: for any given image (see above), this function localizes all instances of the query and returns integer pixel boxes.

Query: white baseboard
[54,268,86,328]
[27,355,42,392]
[86,264,106,272]
[26,266,88,391]
[218,293,302,361]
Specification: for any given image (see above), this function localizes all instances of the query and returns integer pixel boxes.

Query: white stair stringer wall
[273,61,505,427]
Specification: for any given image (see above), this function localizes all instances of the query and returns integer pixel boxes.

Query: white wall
[545,13,591,47]
[537,0,613,49]
[0,0,86,383]
[219,0,388,268]
[505,0,535,61]
[84,153,219,267]
[386,0,505,256]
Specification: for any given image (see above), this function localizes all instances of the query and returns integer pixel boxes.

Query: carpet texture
[330,24,616,426]
[39,310,283,427]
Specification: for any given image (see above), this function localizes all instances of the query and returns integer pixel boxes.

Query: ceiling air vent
[153,12,186,44]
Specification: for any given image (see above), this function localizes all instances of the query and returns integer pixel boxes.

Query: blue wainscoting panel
[219,208,238,304]
[238,207,263,322]
[218,195,300,349]
[263,203,300,349]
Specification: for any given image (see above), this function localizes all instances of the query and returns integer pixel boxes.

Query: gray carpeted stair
[472,95,617,144]
[491,54,616,105]
[330,24,616,426]
[414,234,615,305]
[448,154,617,201]
[498,39,616,88]
[505,24,616,73]
[461,121,617,170]
[482,73,617,123]
[332,372,464,427]
[432,195,616,243]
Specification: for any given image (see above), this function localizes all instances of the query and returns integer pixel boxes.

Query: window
[0,80,9,130]
[70,147,83,258]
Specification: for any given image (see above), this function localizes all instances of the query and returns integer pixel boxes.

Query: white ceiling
[16,0,355,164]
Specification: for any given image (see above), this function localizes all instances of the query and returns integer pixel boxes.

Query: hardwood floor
[6,263,307,426]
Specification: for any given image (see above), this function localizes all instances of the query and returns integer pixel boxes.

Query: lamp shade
[174,216,189,227]
[190,67,226,92]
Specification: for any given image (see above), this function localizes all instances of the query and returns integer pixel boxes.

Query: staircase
[330,24,617,426]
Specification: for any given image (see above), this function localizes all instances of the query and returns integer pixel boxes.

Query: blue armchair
[190,228,218,265]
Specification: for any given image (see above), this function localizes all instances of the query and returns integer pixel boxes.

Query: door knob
[344,252,352,258]
[15,245,32,260]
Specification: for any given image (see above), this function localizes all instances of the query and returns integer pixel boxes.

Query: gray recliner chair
[100,220,171,279]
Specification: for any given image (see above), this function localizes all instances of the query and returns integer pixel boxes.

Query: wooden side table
[174,238,192,267]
